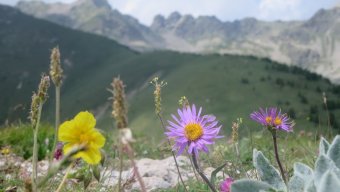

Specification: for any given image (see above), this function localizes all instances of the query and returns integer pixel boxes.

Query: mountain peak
[74,0,111,9]
[168,12,181,22]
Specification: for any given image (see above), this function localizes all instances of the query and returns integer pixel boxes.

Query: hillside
[1,5,340,141]
[16,0,164,51]
[0,4,137,124]
[16,0,340,83]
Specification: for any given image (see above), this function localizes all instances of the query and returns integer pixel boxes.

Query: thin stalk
[324,102,332,139]
[271,130,287,184]
[118,144,123,192]
[158,114,188,192]
[55,163,73,192]
[188,153,200,181]
[191,153,217,192]
[50,86,61,165]
[38,145,85,188]
[234,142,249,178]
[125,144,147,192]
[32,104,43,192]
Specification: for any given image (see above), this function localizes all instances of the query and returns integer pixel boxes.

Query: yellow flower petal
[59,111,105,165]
[58,120,79,143]
[74,111,96,131]
[89,129,106,149]
[74,147,101,164]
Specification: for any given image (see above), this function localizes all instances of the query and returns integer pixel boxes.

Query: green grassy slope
[0,5,137,123]
[125,54,340,139]
[1,5,340,141]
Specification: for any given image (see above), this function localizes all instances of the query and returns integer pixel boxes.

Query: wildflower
[220,177,233,192]
[0,146,11,155]
[165,104,222,156]
[58,111,105,164]
[250,107,294,132]
[54,142,63,160]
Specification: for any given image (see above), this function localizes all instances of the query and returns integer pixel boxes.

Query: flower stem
[38,145,85,188]
[158,114,188,192]
[271,130,287,184]
[32,104,43,192]
[191,153,217,192]
[55,163,73,192]
[118,144,123,192]
[50,85,61,166]
[125,144,147,192]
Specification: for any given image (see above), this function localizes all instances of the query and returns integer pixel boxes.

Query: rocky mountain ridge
[15,0,340,83]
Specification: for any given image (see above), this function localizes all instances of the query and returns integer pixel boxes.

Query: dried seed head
[179,96,189,108]
[37,74,50,102]
[49,47,63,86]
[231,118,242,144]
[30,92,40,128]
[150,77,167,114]
[111,77,128,129]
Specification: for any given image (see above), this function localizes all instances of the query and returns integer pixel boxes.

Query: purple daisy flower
[220,177,233,192]
[165,104,223,156]
[250,107,294,132]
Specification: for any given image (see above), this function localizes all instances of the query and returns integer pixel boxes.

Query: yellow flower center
[80,133,91,145]
[185,123,203,141]
[265,116,272,124]
[274,117,282,126]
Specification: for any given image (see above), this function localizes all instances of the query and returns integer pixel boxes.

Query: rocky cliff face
[150,9,340,83]
[17,0,165,51]
[17,0,340,83]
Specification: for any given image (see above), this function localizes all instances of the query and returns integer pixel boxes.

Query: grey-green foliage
[253,149,287,191]
[231,135,340,192]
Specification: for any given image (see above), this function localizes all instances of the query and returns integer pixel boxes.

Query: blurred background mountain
[0,0,340,139]
[16,0,340,83]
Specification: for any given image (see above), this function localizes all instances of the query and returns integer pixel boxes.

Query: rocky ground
[0,154,228,191]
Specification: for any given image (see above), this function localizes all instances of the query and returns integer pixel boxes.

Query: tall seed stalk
[110,77,146,192]
[30,74,50,192]
[151,78,189,192]
[49,47,63,166]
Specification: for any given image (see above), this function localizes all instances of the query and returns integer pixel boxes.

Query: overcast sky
[0,0,339,25]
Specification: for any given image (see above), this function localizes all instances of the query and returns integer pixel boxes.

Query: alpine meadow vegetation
[1,46,340,192]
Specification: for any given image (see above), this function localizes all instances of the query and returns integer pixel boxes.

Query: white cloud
[258,0,302,20]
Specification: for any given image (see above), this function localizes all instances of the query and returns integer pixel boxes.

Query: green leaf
[314,155,336,186]
[317,171,340,192]
[288,163,313,192]
[231,179,274,192]
[100,149,106,166]
[83,172,92,189]
[327,135,340,169]
[210,163,227,184]
[319,137,330,156]
[293,163,313,181]
[253,149,286,191]
[92,165,101,182]
[288,175,304,192]
[305,181,316,192]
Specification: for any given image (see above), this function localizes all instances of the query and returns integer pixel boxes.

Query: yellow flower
[1,146,11,155]
[58,111,105,164]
